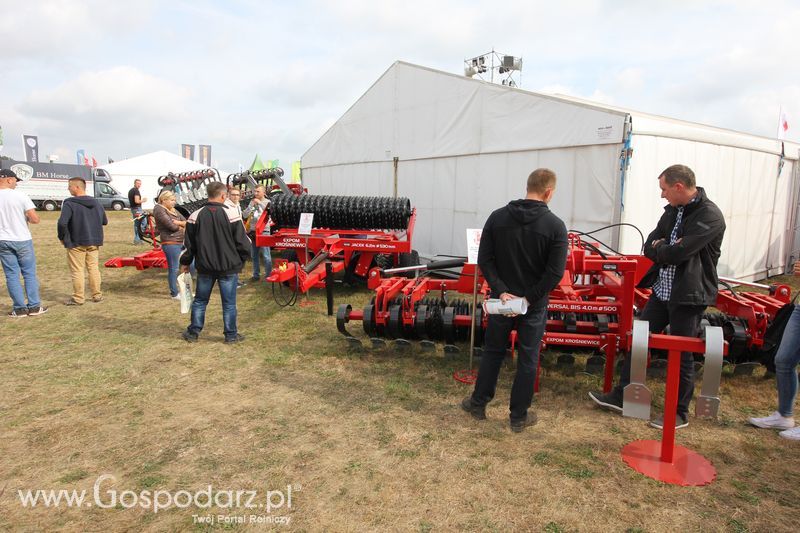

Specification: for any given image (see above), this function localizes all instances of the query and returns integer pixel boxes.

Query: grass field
[1,211,799,532]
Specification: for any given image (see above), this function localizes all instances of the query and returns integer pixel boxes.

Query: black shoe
[250,275,260,282]
[224,334,245,344]
[7,308,28,318]
[588,390,623,413]
[460,397,486,420]
[27,306,49,316]
[510,412,538,433]
[649,413,689,430]
[182,331,198,343]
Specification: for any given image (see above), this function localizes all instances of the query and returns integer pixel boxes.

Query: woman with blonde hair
[153,190,187,298]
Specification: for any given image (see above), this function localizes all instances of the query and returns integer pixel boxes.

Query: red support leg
[660,349,681,463]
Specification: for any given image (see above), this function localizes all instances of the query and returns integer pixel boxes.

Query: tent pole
[393,156,399,198]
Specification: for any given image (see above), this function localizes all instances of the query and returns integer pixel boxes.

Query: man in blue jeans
[0,169,48,317]
[461,168,568,433]
[128,179,148,245]
[749,260,800,441]
[179,181,251,344]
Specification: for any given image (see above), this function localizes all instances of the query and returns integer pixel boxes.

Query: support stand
[454,264,479,385]
[620,323,723,486]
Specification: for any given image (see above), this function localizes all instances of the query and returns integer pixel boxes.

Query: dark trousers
[471,304,548,421]
[618,296,705,417]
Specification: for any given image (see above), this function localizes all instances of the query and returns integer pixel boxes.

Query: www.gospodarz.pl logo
[15,474,297,524]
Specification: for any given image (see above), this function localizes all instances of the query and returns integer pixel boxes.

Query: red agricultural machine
[253,193,419,301]
[334,232,793,388]
[104,169,225,270]
[104,167,292,270]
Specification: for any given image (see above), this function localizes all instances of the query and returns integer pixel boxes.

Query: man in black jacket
[461,168,569,432]
[590,164,726,429]
[58,177,108,305]
[180,181,251,344]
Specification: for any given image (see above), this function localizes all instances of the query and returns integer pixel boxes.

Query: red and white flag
[91,156,97,168]
[778,108,789,140]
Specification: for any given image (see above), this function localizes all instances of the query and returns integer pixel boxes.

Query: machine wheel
[336,304,352,336]
[363,304,376,336]
[387,305,403,339]
[443,306,457,344]
[42,200,57,212]
[415,305,429,339]
[398,250,420,277]
[111,201,124,211]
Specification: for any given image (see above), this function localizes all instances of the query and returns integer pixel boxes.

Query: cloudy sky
[1,0,798,172]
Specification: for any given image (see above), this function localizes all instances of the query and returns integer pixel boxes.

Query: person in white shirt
[225,187,243,217]
[242,185,272,281]
[0,169,48,317]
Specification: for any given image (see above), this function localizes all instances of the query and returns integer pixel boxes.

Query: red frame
[254,208,416,293]
[340,233,788,392]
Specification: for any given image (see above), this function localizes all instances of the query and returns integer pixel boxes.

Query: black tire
[111,201,124,211]
[43,201,57,212]
[398,250,420,267]
[398,250,420,278]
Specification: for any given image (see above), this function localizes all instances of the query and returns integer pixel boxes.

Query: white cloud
[19,67,191,139]
[2,0,800,169]
[0,0,154,60]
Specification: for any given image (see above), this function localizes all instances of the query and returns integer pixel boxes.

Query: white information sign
[298,213,314,235]
[466,228,482,264]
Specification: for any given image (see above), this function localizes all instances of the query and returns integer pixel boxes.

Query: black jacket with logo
[638,187,726,306]
[180,201,251,276]
[57,195,107,248]
[478,199,569,307]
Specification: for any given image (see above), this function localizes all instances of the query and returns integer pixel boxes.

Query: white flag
[778,108,789,140]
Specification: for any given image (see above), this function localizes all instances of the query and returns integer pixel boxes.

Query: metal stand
[454,264,479,385]
[623,320,652,420]
[621,325,723,486]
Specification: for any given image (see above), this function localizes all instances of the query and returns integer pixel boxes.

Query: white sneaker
[779,426,800,440]
[748,411,795,430]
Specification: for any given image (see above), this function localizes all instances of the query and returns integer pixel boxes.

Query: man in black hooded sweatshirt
[461,168,569,432]
[58,177,108,305]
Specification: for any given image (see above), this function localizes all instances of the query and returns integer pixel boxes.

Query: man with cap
[0,168,48,317]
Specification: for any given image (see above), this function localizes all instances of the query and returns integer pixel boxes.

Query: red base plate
[453,369,477,384]
[621,439,716,486]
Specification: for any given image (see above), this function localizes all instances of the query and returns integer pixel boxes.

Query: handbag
[177,272,194,314]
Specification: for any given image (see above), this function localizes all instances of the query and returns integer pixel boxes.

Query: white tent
[302,61,800,281]
[98,150,212,210]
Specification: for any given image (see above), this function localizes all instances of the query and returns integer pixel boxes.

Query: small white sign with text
[466,228,482,264]
[298,213,314,235]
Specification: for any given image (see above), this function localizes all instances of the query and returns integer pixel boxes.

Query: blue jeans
[162,244,182,297]
[132,208,146,243]
[187,273,238,340]
[0,240,41,311]
[251,240,272,278]
[776,306,800,417]
[471,302,548,421]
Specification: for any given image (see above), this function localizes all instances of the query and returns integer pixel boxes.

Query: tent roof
[551,92,800,158]
[98,150,210,176]
[304,61,799,163]
[250,154,267,171]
